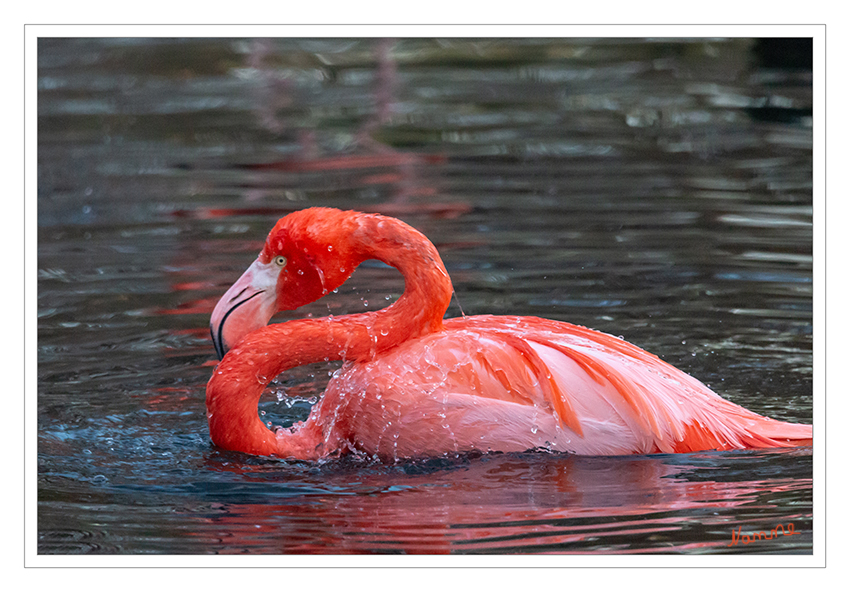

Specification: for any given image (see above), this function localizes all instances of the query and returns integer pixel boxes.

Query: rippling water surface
[37,37,813,555]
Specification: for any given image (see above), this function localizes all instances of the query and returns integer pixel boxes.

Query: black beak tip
[210,324,226,361]
[210,289,265,362]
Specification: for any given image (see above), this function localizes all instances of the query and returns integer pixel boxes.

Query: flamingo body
[206,208,812,461]
[276,316,810,459]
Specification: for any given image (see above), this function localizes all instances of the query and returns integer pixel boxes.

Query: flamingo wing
[306,315,811,459]
[452,316,812,454]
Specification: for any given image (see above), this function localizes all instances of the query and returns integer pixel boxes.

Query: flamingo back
[299,316,812,460]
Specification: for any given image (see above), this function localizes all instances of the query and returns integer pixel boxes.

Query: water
[37,38,813,554]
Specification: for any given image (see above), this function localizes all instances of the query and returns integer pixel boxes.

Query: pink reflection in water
[189,451,811,554]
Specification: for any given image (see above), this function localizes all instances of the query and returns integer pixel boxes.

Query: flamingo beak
[210,259,280,359]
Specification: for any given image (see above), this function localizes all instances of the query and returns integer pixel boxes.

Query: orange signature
[728,522,800,547]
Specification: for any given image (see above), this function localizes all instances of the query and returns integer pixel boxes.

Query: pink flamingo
[206,208,812,460]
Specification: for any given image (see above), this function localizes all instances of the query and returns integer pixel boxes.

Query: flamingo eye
[273,255,287,267]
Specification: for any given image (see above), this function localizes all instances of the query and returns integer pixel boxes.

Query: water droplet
[297,269,304,276]
[363,300,369,307]
[327,245,333,252]
[531,425,539,434]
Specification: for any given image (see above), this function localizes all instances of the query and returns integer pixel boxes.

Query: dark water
[37,38,813,555]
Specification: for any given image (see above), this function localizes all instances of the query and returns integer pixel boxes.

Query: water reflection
[36,446,813,554]
[177,450,812,554]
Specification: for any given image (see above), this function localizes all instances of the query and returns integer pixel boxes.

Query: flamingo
[206,207,813,460]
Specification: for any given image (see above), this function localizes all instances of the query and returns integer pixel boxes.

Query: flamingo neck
[206,212,454,457]
[344,212,453,339]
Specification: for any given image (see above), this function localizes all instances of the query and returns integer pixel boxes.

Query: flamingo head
[210,208,361,359]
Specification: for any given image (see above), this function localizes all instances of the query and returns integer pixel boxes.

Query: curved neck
[345,212,453,339]
[206,211,454,457]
